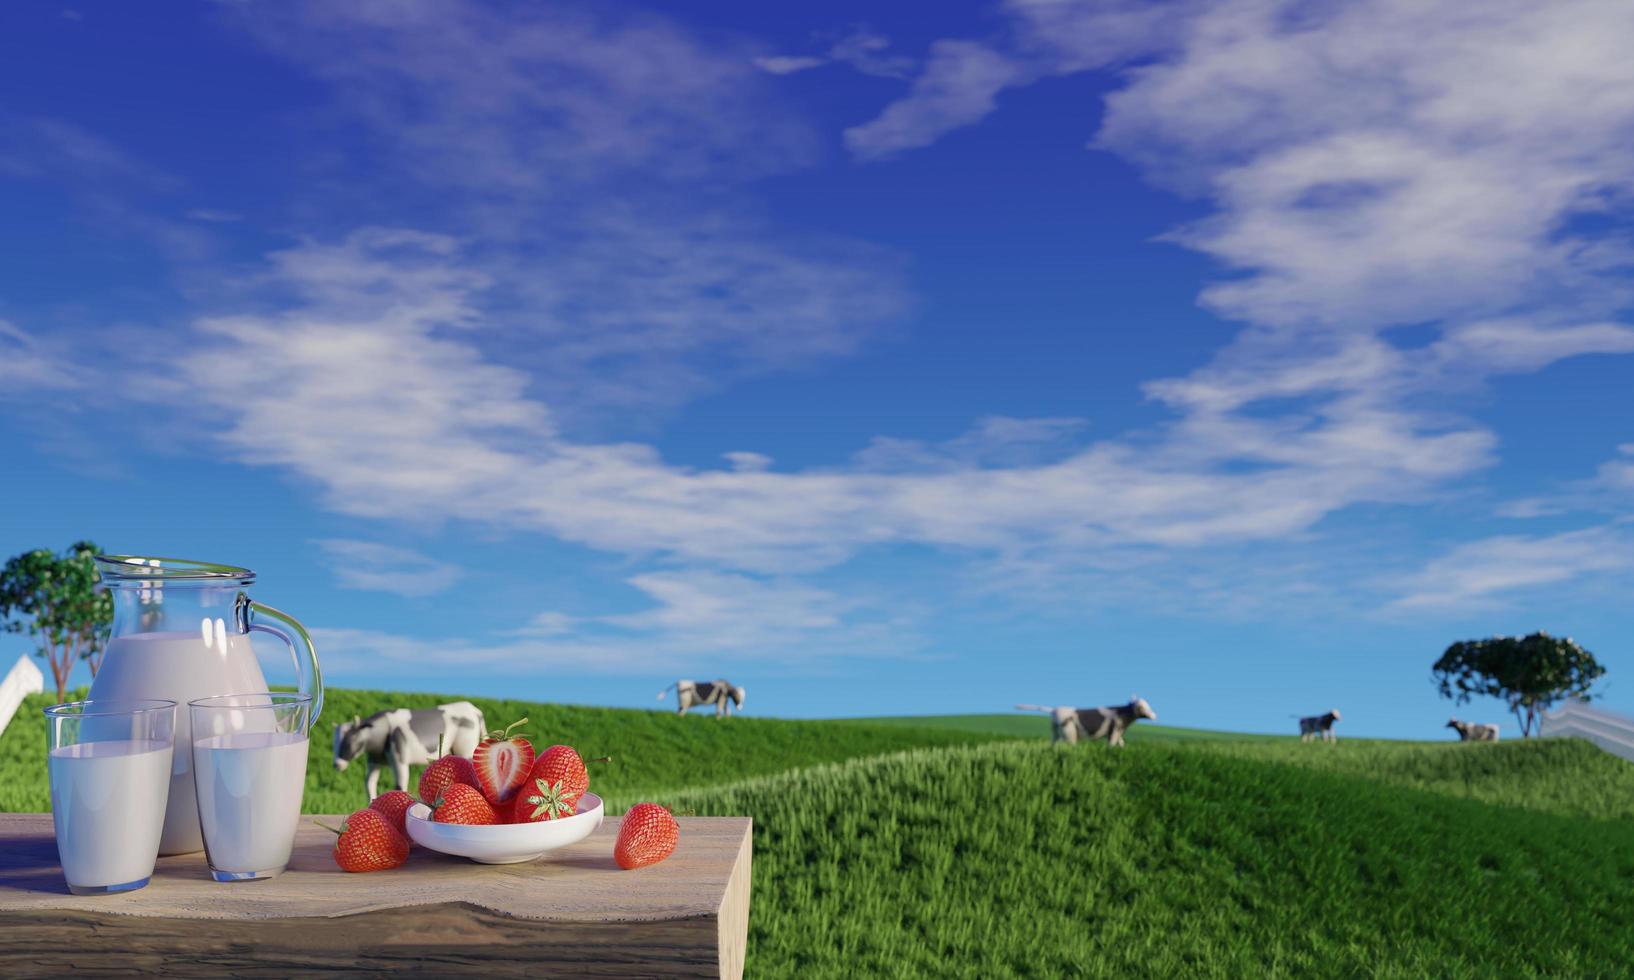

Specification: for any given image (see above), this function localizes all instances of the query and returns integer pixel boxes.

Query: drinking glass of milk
[45,699,177,895]
[190,693,313,882]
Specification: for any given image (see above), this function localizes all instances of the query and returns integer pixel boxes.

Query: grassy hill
[843,712,1288,742]
[6,688,1633,976]
[0,688,1014,813]
[681,739,1634,976]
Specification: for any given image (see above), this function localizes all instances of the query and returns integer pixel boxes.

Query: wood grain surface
[0,812,751,978]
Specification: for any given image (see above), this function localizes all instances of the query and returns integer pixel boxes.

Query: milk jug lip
[96,555,255,587]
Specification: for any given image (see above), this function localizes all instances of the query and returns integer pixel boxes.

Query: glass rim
[188,692,313,710]
[96,554,256,586]
[44,698,178,718]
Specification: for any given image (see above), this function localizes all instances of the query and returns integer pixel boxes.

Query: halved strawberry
[472,717,535,806]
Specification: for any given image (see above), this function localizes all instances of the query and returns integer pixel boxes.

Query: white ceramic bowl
[405,792,604,864]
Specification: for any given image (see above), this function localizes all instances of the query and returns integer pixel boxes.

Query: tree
[1432,632,1605,737]
[0,541,113,703]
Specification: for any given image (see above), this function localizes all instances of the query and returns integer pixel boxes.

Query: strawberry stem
[485,717,530,741]
[315,819,347,836]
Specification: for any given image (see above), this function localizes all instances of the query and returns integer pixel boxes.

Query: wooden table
[0,812,751,978]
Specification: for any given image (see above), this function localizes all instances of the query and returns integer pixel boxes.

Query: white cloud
[852,416,1088,473]
[0,115,173,186]
[843,0,1195,159]
[855,0,1634,340]
[1103,0,1634,331]
[1594,445,1634,495]
[1429,320,1634,374]
[754,55,825,75]
[845,41,1022,160]
[827,29,916,80]
[315,568,915,674]
[755,28,915,81]
[1389,527,1631,611]
[842,0,1634,597]
[494,209,912,422]
[605,571,845,639]
[165,231,1502,578]
[0,320,84,394]
[234,0,816,193]
[1498,443,1634,518]
[315,538,462,597]
[225,6,909,426]
[39,0,1634,647]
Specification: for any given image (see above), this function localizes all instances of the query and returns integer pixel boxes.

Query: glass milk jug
[87,556,323,855]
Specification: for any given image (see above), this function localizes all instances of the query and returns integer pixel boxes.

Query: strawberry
[538,744,589,801]
[322,809,409,873]
[614,802,679,870]
[432,782,500,826]
[418,753,479,806]
[511,746,612,823]
[368,790,415,839]
[471,717,536,806]
[511,773,578,823]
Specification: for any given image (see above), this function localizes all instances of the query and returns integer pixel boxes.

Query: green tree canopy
[1432,632,1605,737]
[0,541,113,703]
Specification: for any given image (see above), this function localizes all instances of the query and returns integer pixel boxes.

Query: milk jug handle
[234,592,324,723]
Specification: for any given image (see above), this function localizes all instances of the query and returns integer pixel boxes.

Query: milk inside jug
[87,556,322,855]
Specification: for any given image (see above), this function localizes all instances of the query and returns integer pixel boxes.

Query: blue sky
[2,0,1632,736]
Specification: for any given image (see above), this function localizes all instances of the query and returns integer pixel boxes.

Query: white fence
[1539,700,1634,763]
[0,654,45,739]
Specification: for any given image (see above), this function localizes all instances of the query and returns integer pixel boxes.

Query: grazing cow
[332,701,485,800]
[1015,698,1158,747]
[658,679,745,718]
[1298,709,1341,743]
[1447,718,1500,742]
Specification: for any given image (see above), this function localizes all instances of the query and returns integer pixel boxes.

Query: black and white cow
[658,679,745,718]
[1298,709,1341,743]
[1016,698,1158,747]
[1447,718,1500,742]
[332,701,485,800]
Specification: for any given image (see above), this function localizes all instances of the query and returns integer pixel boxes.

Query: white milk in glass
[193,731,309,874]
[49,739,173,888]
[89,631,269,854]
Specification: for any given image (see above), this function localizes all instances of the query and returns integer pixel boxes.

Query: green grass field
[839,712,1289,742]
[6,688,1632,976]
[0,688,1010,814]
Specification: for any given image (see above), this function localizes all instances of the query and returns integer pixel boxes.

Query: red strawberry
[471,718,536,806]
[538,744,589,801]
[511,746,612,823]
[614,803,679,870]
[511,773,578,823]
[368,790,415,839]
[418,753,479,806]
[323,809,409,873]
[432,782,499,826]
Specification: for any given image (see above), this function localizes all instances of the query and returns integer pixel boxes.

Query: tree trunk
[84,630,103,677]
[48,646,69,704]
